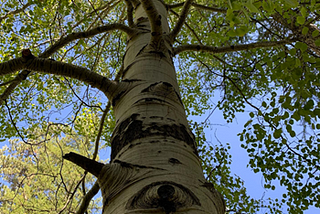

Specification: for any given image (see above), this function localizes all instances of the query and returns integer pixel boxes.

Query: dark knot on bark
[21,49,34,62]
[157,184,176,213]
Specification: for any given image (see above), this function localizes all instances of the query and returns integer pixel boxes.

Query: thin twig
[0,2,32,22]
[92,104,110,161]
[87,0,105,24]
[64,78,104,111]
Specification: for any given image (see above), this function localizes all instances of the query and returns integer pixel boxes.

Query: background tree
[0,0,319,213]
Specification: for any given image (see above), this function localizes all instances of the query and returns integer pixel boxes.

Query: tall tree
[0,0,319,213]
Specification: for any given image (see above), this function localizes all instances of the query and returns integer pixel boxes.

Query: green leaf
[285,0,299,7]
[249,112,255,118]
[302,27,309,35]
[273,129,282,139]
[228,0,232,9]
[300,7,307,17]
[282,111,289,119]
[244,119,253,127]
[304,100,314,110]
[231,2,242,10]
[235,26,248,37]
[289,48,296,56]
[292,111,301,121]
[245,2,260,13]
[262,0,274,12]
[296,16,305,25]
[295,42,308,51]
[262,101,267,107]
[312,29,319,38]
[315,39,320,46]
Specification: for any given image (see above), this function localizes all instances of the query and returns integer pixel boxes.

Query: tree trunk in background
[97,1,225,213]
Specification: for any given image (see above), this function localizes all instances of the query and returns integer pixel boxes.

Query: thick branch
[140,0,163,47]
[0,23,135,103]
[168,0,193,41]
[125,0,134,27]
[0,50,118,99]
[173,40,291,55]
[127,0,140,8]
[63,152,105,177]
[169,9,202,44]
[41,23,137,58]
[0,79,21,104]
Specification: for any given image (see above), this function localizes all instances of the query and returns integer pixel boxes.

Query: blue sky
[203,104,319,214]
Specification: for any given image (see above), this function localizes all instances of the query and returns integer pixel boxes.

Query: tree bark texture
[70,1,225,213]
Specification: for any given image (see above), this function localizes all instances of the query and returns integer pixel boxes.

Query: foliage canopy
[0,0,320,213]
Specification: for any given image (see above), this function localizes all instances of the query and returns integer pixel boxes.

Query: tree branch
[87,0,105,25]
[76,181,100,214]
[173,40,291,55]
[41,23,137,58]
[0,71,29,103]
[92,105,110,161]
[167,2,227,13]
[0,2,32,22]
[272,11,320,57]
[124,0,134,27]
[169,9,203,44]
[63,152,105,177]
[73,104,111,214]
[0,50,118,100]
[140,0,163,48]
[73,47,126,213]
[127,0,140,8]
[0,23,136,103]
[168,0,193,42]
[191,2,227,13]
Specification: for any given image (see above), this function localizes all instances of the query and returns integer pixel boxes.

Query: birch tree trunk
[96,1,224,214]
[65,1,225,213]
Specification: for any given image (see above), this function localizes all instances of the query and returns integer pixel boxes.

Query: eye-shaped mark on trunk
[126,181,200,213]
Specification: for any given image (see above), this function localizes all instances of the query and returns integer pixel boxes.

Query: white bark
[98,1,225,213]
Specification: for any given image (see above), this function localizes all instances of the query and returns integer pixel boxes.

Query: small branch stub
[21,49,33,60]
[63,152,105,177]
